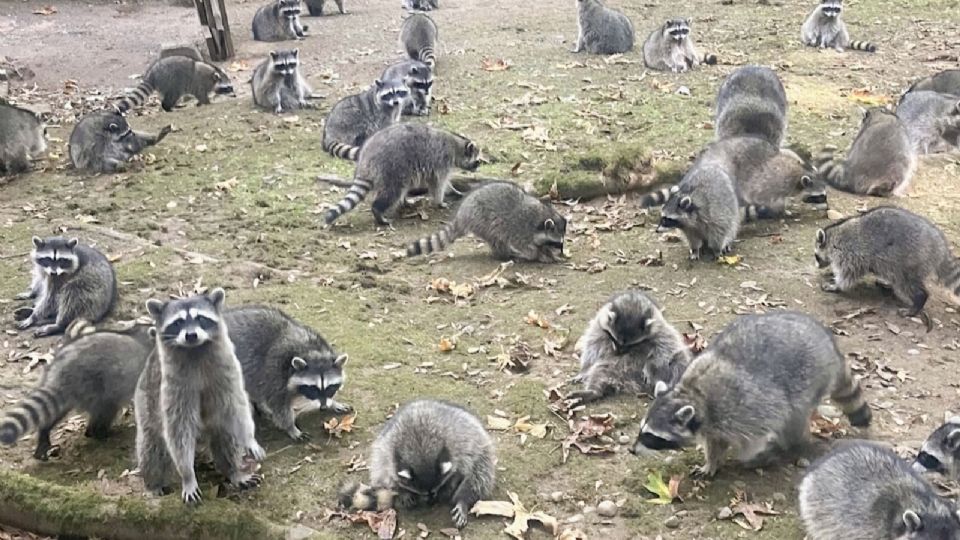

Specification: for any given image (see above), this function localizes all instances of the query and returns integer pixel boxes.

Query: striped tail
[814,148,850,192]
[847,41,877,53]
[324,178,373,225]
[418,47,436,68]
[639,185,678,208]
[831,362,872,427]
[62,319,96,346]
[337,480,395,511]
[407,222,462,257]
[0,387,69,445]
[323,140,361,161]
[937,257,960,301]
[114,80,155,113]
[739,204,780,223]
[702,53,718,65]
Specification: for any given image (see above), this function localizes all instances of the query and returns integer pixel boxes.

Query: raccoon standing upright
[570,0,635,55]
[14,237,117,338]
[815,108,916,197]
[896,90,960,154]
[643,19,717,73]
[113,56,234,113]
[69,110,171,173]
[380,60,434,116]
[801,0,877,52]
[0,102,46,175]
[400,13,438,69]
[570,290,691,404]
[136,289,265,503]
[0,320,152,460]
[800,441,960,540]
[338,399,495,529]
[634,311,871,476]
[322,80,409,160]
[714,66,788,147]
[304,0,346,16]
[323,123,481,226]
[252,0,307,41]
[406,181,567,263]
[224,306,350,441]
[251,49,313,114]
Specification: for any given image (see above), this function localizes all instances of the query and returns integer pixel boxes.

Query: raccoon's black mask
[803,194,828,205]
[915,451,946,474]
[814,254,829,268]
[658,216,683,230]
[637,432,682,451]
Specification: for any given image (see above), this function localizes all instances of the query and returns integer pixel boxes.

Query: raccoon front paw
[274,105,284,114]
[393,491,419,509]
[451,504,469,529]
[12,307,33,321]
[328,400,353,414]
[181,483,203,505]
[149,485,174,497]
[34,323,62,338]
[288,426,311,441]
[820,278,841,293]
[247,442,267,462]
[688,249,701,261]
[16,317,34,330]
[14,291,34,301]
[234,473,264,490]
[691,464,718,479]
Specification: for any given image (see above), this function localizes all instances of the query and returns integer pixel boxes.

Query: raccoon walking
[814,206,960,328]
[304,0,346,16]
[224,306,350,441]
[643,19,717,73]
[323,123,481,226]
[800,441,960,540]
[322,80,409,161]
[338,399,495,529]
[400,13,438,68]
[113,56,233,113]
[252,0,307,41]
[380,60,434,116]
[714,66,788,147]
[635,311,871,476]
[914,416,960,479]
[69,110,171,174]
[136,289,265,503]
[801,0,877,52]
[896,90,960,154]
[570,291,691,404]
[0,320,152,460]
[406,181,566,263]
[571,0,635,55]
[815,108,916,197]
[14,236,117,338]
[251,49,313,114]
[0,102,46,175]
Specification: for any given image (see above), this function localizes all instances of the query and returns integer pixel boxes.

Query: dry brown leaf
[481,58,512,71]
[324,414,356,438]
[525,311,551,329]
[438,337,456,353]
[472,492,558,540]
[33,6,57,15]
[334,508,398,539]
[487,415,513,431]
[728,491,780,531]
[215,177,239,192]
[682,332,707,353]
[558,529,589,540]
[543,332,568,357]
[561,413,616,463]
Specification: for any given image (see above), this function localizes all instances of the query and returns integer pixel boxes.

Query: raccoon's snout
[184,331,199,344]
[803,194,828,205]
[638,431,682,451]
[814,254,829,269]
[656,216,682,233]
[215,82,235,96]
[463,160,480,172]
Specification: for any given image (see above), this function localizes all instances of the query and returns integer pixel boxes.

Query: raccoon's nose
[184,331,199,344]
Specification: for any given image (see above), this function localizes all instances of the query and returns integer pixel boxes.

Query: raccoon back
[400,14,438,62]
[578,0,635,55]
[0,103,46,169]
[845,112,916,196]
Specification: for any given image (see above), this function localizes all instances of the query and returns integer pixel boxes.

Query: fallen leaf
[849,88,890,107]
[826,209,844,220]
[333,508,398,539]
[438,337,456,353]
[727,491,780,531]
[525,311,551,329]
[718,254,742,266]
[555,304,573,316]
[472,492,558,540]
[324,414,356,438]
[643,471,682,505]
[487,415,513,431]
[215,177,239,192]
[682,332,707,353]
[561,413,615,463]
[481,58,512,71]
[33,5,57,15]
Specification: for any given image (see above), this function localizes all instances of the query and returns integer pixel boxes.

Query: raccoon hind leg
[34,411,68,461]
[84,403,121,440]
[371,184,408,226]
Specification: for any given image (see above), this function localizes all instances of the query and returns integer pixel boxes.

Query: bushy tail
[337,480,395,511]
[847,41,877,53]
[702,53,718,65]
[639,185,678,208]
[831,363,872,427]
[0,387,69,445]
[418,47,436,68]
[62,318,97,346]
[814,148,851,192]
[407,221,462,257]
[323,140,361,161]
[324,178,373,225]
[114,80,155,113]
[937,257,960,301]
[739,204,780,223]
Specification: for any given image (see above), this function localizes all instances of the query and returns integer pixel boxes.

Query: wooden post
[194,0,234,61]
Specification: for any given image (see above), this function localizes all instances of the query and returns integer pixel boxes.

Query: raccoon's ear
[145,299,165,320]
[800,175,813,188]
[292,48,300,57]
[902,510,922,533]
[207,287,226,309]
[375,79,384,89]
[683,18,690,25]
[675,405,696,425]
[32,236,44,248]
[291,357,307,370]
[397,469,412,480]
[946,429,960,451]
[440,461,453,475]
[654,380,669,398]
[269,51,279,60]
[678,196,693,211]
[816,228,826,245]
[66,238,79,249]
[334,353,349,367]
[543,219,556,231]
[466,141,479,155]
[409,66,421,76]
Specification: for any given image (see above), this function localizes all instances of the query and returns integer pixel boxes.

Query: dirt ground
[2,0,960,538]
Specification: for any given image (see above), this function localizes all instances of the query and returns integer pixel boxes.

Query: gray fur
[136,289,265,503]
[715,66,788,147]
[224,306,350,441]
[251,49,312,114]
[406,181,566,262]
[114,56,233,113]
[400,13,438,68]
[402,0,438,12]
[643,18,716,73]
[571,0,635,55]
[322,79,408,161]
[814,108,916,197]
[0,102,46,175]
[304,0,346,15]
[896,90,960,154]
[68,110,171,174]
[323,123,481,226]
[906,70,960,97]
[915,416,960,479]
[800,441,960,540]
[15,236,117,338]
[380,60,434,116]
[570,290,690,404]
[252,0,306,42]
[801,0,877,52]
[634,312,871,476]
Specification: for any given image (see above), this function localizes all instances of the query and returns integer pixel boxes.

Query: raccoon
[634,311,871,477]
[252,0,307,41]
[337,399,495,529]
[68,110,172,174]
[906,69,960,98]
[801,0,877,52]
[643,19,717,73]
[569,290,691,404]
[915,416,960,479]
[814,206,960,328]
[323,123,481,226]
[0,321,152,460]
[322,80,409,161]
[380,60,433,116]
[113,56,233,113]
[304,0,346,16]
[14,237,117,338]
[136,289,265,503]
[251,49,313,114]
[406,181,566,263]
[223,306,350,441]
[402,0,438,12]
[570,0,635,55]
[0,102,46,175]
[800,441,960,540]
[815,108,916,197]
[896,90,960,154]
[400,13,438,69]
[714,66,788,147]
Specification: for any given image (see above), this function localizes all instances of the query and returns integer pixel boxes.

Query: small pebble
[597,500,618,517]
[618,435,631,445]
[583,506,596,515]
[817,405,841,419]
[664,515,681,529]
[717,507,733,520]
[550,491,564,502]
[797,458,811,468]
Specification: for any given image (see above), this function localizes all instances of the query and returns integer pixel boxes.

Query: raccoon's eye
[195,315,218,330]
[37,257,53,266]
[323,383,341,397]
[56,258,73,270]
[162,320,184,337]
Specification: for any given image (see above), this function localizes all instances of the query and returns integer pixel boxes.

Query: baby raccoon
[635,311,871,476]
[380,60,434,116]
[251,49,313,114]
[304,0,346,16]
[896,90,960,154]
[14,236,117,338]
[714,65,788,147]
[801,0,877,52]
[0,102,46,175]
[643,19,717,73]
[815,108,916,197]
[322,79,409,161]
[570,290,690,404]
[338,399,495,529]
[224,306,350,441]
[114,56,233,113]
[571,0,635,55]
[815,206,960,328]
[252,0,307,41]
[323,123,481,226]
[400,13,438,68]
[407,181,566,263]
[69,111,171,174]
[800,441,960,540]
[906,69,960,97]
